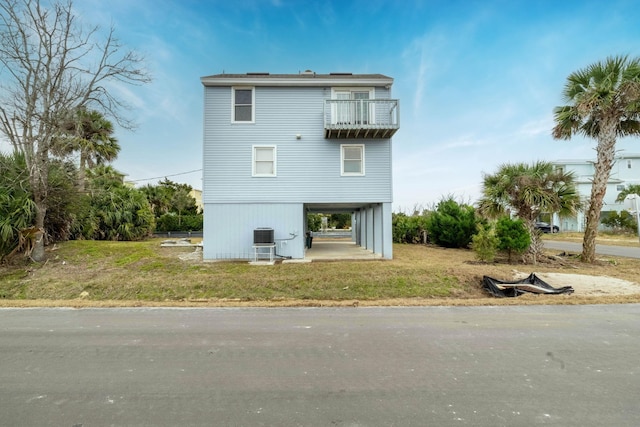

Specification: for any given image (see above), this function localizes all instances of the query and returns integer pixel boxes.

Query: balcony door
[332,88,374,125]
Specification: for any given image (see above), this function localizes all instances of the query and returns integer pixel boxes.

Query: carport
[304,202,392,260]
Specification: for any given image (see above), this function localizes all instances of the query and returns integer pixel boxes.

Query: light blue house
[552,154,640,231]
[200,71,400,261]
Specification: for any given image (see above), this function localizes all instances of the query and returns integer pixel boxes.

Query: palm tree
[0,152,36,259]
[478,161,581,263]
[85,165,126,194]
[553,56,640,263]
[55,108,121,192]
[140,184,172,217]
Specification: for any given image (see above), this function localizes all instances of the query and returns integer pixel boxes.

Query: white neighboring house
[200,71,400,261]
[552,153,640,231]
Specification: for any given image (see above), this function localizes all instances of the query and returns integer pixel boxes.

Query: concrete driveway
[304,238,381,261]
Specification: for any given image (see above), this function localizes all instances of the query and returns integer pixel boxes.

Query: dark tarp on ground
[482,273,575,298]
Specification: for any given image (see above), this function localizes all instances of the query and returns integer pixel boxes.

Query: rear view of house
[201,71,400,261]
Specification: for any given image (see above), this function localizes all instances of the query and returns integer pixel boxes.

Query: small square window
[253,146,276,176]
[232,87,254,123]
[341,144,364,176]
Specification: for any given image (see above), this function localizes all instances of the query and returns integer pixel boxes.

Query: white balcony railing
[324,99,399,139]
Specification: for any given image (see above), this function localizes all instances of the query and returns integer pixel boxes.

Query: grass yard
[1,237,640,307]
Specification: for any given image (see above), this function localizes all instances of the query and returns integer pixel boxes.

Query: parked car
[535,222,559,233]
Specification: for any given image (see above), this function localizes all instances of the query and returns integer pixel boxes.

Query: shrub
[329,213,351,229]
[156,213,203,232]
[307,213,322,232]
[601,211,637,234]
[74,186,155,241]
[426,198,479,248]
[392,212,429,243]
[495,216,530,263]
[471,224,499,262]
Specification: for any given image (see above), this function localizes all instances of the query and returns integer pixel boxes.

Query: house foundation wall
[203,203,305,260]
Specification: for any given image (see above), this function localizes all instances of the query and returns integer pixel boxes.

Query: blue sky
[8,0,640,211]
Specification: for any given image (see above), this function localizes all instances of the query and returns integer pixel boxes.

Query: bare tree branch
[0,0,151,261]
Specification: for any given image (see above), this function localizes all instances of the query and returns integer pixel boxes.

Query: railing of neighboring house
[323,99,399,139]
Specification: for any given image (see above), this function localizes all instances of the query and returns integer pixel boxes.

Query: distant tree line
[392,161,581,265]
[140,179,202,232]
[392,157,640,264]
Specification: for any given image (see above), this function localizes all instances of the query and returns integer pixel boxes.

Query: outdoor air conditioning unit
[254,228,274,244]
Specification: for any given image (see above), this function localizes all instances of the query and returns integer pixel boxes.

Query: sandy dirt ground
[515,271,640,296]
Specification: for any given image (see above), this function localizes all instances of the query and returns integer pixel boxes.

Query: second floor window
[233,87,254,122]
[341,144,364,176]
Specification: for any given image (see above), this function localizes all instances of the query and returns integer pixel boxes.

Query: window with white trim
[253,145,276,177]
[232,87,254,123]
[341,144,364,176]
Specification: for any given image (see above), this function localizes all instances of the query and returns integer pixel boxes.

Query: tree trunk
[32,200,47,262]
[525,219,541,265]
[78,149,87,193]
[27,142,50,262]
[582,122,617,263]
[30,169,48,262]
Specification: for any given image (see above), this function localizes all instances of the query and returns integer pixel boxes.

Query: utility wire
[127,169,202,183]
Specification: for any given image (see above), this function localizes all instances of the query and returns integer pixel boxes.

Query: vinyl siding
[203,203,305,260]
[203,86,393,204]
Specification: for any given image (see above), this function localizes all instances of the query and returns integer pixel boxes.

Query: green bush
[329,213,351,229]
[426,198,479,248]
[0,153,33,257]
[392,212,429,243]
[307,213,322,232]
[0,153,80,258]
[495,216,530,263]
[601,211,637,234]
[471,224,499,262]
[73,186,155,241]
[156,213,203,232]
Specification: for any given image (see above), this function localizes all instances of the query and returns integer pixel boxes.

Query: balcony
[324,99,399,139]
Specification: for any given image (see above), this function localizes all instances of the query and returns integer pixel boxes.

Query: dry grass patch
[1,238,639,307]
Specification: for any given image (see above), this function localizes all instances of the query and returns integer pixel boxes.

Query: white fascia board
[552,159,595,165]
[201,76,394,87]
[615,153,640,159]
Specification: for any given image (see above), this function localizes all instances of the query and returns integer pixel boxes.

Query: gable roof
[201,72,393,87]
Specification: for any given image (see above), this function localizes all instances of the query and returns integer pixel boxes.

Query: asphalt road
[543,239,640,258]
[2,306,640,426]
